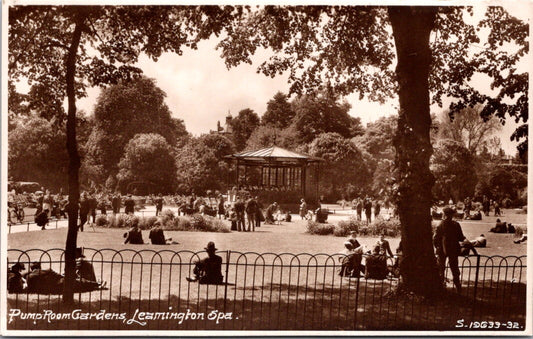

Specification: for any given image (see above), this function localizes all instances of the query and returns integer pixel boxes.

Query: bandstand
[224,146,322,206]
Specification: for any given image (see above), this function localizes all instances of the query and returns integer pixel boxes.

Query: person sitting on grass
[338,241,364,278]
[470,234,487,248]
[124,221,144,244]
[459,239,479,256]
[7,262,26,293]
[148,221,178,245]
[514,233,527,244]
[374,233,394,257]
[26,262,106,294]
[186,241,224,284]
[467,208,482,220]
[490,219,507,233]
[265,202,278,224]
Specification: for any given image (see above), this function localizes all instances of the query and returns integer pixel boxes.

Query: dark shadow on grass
[7,280,526,331]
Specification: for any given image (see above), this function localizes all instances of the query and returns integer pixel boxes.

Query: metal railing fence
[6,249,527,331]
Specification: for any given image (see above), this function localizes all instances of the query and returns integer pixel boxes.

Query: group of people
[7,247,106,294]
[352,197,381,224]
[338,231,395,280]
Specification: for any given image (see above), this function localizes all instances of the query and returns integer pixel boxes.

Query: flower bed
[96,209,229,233]
[307,216,400,237]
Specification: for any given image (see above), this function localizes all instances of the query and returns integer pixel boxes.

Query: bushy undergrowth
[307,217,401,237]
[98,211,229,233]
[306,220,335,235]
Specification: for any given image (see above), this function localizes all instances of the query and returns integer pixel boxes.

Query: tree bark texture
[63,15,84,304]
[388,6,442,297]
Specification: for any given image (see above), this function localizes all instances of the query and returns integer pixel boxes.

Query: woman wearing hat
[299,199,308,220]
[187,242,223,284]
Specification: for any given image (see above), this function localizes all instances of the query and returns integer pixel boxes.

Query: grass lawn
[8,208,527,257]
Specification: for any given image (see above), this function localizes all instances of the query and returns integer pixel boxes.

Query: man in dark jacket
[112,194,121,214]
[245,196,258,232]
[35,209,49,230]
[124,223,144,244]
[234,197,245,232]
[155,194,164,216]
[78,192,90,232]
[433,206,466,293]
[7,262,26,293]
[186,242,223,284]
[124,194,135,214]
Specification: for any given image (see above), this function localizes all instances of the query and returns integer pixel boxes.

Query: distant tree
[290,92,355,144]
[353,115,397,161]
[85,77,188,184]
[175,139,224,194]
[431,139,477,202]
[198,133,236,160]
[117,133,177,193]
[228,108,261,151]
[262,91,295,128]
[437,105,502,155]
[245,124,300,150]
[308,132,371,201]
[8,114,69,191]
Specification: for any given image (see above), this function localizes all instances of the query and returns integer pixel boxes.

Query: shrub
[334,216,364,237]
[370,219,401,237]
[139,216,158,230]
[307,220,335,235]
[95,215,108,227]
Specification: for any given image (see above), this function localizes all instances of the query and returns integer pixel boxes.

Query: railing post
[27,223,30,232]
[472,255,481,318]
[223,250,231,329]
[9,224,12,234]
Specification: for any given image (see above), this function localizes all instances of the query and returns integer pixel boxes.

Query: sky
[50,4,531,155]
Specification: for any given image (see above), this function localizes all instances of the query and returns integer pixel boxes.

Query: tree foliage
[175,139,223,194]
[116,133,176,193]
[8,115,69,190]
[228,108,261,151]
[290,92,360,144]
[85,77,188,184]
[431,139,477,202]
[437,105,502,155]
[308,132,371,201]
[261,91,295,128]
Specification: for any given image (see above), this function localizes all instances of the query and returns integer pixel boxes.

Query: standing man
[356,198,363,221]
[88,192,97,224]
[124,194,135,215]
[364,197,373,225]
[234,197,246,232]
[155,193,164,217]
[433,206,466,293]
[245,195,258,232]
[255,196,263,228]
[111,194,119,214]
[78,192,90,232]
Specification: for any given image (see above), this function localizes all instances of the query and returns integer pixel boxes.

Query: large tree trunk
[63,15,84,304]
[388,6,442,297]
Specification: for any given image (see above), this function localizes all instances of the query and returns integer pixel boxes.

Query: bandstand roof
[225,146,322,165]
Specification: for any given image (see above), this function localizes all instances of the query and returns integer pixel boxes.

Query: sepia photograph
[1,1,531,335]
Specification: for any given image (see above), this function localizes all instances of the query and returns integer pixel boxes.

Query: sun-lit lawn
[8,207,528,257]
